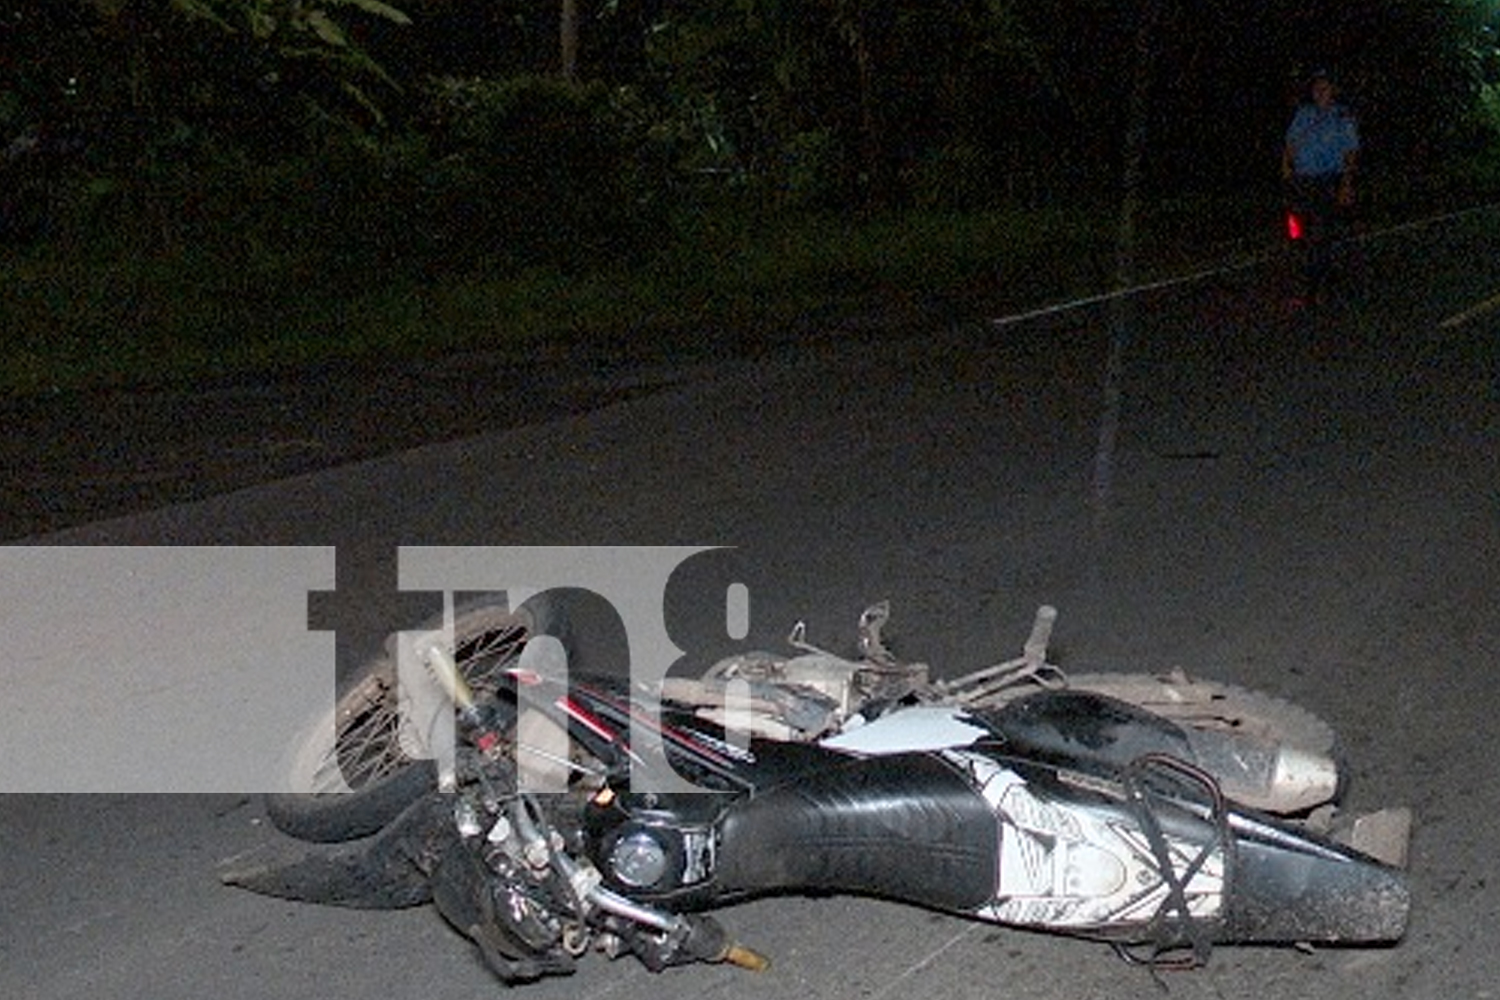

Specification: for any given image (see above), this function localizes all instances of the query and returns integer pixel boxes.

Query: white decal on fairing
[942,750,1225,930]
[818,706,989,754]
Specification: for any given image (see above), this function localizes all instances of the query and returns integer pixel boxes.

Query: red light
[1286,212,1304,241]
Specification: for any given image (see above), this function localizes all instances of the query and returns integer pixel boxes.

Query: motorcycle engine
[430,795,587,983]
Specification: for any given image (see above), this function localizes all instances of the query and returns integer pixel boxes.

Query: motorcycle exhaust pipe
[985,689,1341,815]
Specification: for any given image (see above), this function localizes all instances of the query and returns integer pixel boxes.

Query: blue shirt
[1286,103,1359,177]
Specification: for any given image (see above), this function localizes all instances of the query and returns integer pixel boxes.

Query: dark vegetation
[4,0,1500,392]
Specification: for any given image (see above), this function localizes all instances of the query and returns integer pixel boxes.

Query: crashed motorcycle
[225,596,1412,982]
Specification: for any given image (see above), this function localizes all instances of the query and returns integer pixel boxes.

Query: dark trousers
[1286,172,1351,293]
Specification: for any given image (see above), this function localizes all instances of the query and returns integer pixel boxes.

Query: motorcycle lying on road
[225,596,1412,982]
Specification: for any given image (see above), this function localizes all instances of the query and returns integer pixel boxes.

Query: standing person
[1282,69,1360,301]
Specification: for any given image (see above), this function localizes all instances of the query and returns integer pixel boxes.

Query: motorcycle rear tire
[1064,671,1337,758]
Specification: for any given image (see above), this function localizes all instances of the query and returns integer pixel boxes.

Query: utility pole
[1092,0,1164,542]
[561,0,579,80]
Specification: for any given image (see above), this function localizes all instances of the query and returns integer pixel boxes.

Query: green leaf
[169,0,236,32]
[326,0,413,26]
[341,81,387,126]
[304,10,349,48]
[249,7,277,39]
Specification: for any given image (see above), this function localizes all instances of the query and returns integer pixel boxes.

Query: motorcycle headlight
[608,829,670,889]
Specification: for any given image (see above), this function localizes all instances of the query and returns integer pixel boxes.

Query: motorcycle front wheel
[265,594,562,843]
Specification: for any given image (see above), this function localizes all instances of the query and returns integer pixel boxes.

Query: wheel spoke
[317,611,532,792]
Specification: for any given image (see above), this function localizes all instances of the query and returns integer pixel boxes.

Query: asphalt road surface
[3,208,1497,1000]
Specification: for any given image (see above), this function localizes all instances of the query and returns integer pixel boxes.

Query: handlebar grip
[723,944,771,972]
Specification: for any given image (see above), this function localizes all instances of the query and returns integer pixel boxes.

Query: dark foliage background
[3,0,1499,385]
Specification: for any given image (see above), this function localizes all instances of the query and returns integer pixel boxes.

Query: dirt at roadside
[0,351,677,542]
[1,296,978,542]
